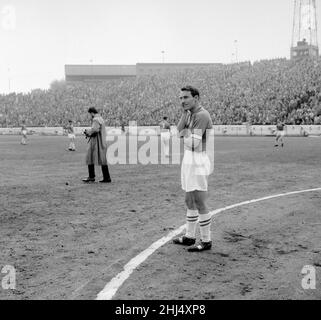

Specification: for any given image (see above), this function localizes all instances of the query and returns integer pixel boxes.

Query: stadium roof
[65,65,136,77]
[136,62,221,66]
[64,62,224,81]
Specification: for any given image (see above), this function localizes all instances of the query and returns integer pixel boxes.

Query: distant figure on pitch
[173,86,213,252]
[83,107,111,183]
[275,121,285,147]
[120,118,126,134]
[64,120,76,151]
[21,122,28,145]
[160,116,171,157]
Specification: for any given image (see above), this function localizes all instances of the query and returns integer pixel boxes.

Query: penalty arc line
[96,187,321,300]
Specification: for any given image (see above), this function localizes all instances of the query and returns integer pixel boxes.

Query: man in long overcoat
[83,107,111,183]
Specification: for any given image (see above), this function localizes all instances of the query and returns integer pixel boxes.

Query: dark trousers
[88,164,111,181]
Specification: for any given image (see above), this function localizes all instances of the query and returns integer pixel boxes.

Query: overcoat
[85,114,107,166]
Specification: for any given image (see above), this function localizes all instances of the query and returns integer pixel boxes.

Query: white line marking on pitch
[96,187,321,300]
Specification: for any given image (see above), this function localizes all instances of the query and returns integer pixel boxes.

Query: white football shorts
[181,150,211,192]
[68,133,76,139]
[160,131,170,141]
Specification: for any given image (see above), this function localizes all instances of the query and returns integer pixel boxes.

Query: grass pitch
[1,135,321,300]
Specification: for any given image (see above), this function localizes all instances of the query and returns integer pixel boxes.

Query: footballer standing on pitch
[21,121,28,145]
[275,120,285,148]
[173,86,213,252]
[160,116,171,157]
[64,120,76,151]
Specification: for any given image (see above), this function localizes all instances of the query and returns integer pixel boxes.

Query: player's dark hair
[163,116,168,120]
[181,86,200,98]
[88,107,98,114]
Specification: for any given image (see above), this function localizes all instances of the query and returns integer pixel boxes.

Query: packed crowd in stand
[1,57,321,127]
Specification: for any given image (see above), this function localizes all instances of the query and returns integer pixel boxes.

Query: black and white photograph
[1,0,321,305]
